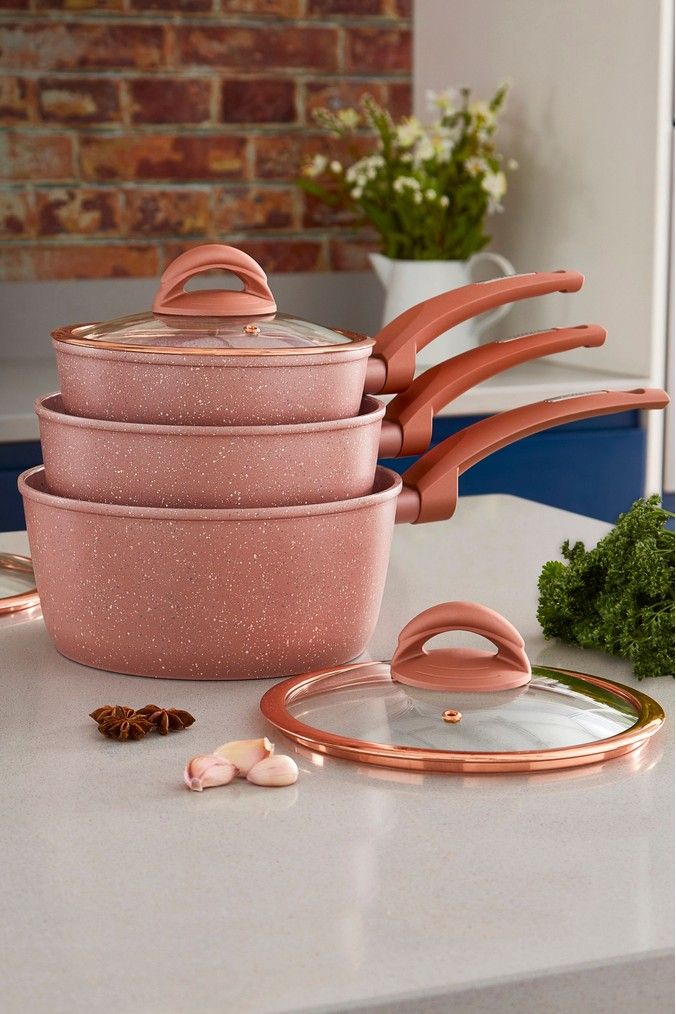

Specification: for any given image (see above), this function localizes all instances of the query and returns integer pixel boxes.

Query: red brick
[0,132,74,181]
[345,27,411,73]
[308,0,381,13]
[80,133,246,181]
[0,189,34,237]
[301,188,356,229]
[0,77,34,123]
[36,187,120,235]
[35,0,125,9]
[386,80,412,120]
[177,26,338,72]
[38,78,120,124]
[0,23,165,71]
[254,133,372,180]
[329,234,378,271]
[220,0,301,13]
[392,0,412,16]
[130,0,212,9]
[221,79,296,124]
[215,186,295,230]
[0,242,160,281]
[0,0,30,7]
[304,79,385,120]
[234,239,324,272]
[126,187,212,235]
[128,79,211,125]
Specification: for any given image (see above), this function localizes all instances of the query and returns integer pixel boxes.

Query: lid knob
[390,601,531,692]
[152,244,277,317]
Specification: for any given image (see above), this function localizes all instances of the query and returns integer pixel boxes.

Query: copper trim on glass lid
[0,554,40,616]
[260,602,665,774]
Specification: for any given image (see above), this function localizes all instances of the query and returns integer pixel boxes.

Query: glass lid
[260,602,664,774]
[0,554,40,616]
[51,245,371,356]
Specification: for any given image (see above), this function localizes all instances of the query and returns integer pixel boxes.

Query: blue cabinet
[0,411,646,532]
[380,411,645,524]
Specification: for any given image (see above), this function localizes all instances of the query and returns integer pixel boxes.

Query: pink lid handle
[366,269,585,394]
[390,601,531,692]
[394,387,670,525]
[152,244,277,317]
[380,323,607,458]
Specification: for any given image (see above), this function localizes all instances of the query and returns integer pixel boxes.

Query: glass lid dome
[51,245,372,356]
[260,602,664,774]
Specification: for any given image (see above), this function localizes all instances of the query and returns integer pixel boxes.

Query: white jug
[370,251,516,367]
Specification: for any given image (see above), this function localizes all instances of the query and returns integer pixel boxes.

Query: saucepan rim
[19,465,403,521]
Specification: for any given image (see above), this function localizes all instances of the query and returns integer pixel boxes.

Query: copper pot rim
[36,392,387,437]
[19,465,403,522]
[51,323,375,359]
[260,663,666,773]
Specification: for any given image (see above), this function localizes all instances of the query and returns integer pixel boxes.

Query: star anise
[137,705,196,735]
[89,704,134,724]
[98,711,153,741]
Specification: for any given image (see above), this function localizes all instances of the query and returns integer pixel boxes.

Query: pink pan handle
[391,601,531,692]
[152,244,277,317]
[366,269,585,394]
[379,323,607,458]
[395,387,670,525]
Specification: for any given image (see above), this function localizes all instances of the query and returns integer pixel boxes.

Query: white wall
[414,0,672,385]
[0,272,384,361]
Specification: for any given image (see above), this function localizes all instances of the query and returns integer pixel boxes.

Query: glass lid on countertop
[0,554,40,616]
[260,602,665,774]
[51,245,372,356]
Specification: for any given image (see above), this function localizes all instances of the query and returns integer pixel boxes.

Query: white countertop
[0,355,651,443]
[0,495,672,1013]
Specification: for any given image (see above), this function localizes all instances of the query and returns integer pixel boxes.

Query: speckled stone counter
[0,495,673,1014]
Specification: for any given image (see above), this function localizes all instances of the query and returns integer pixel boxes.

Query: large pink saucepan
[20,387,667,681]
[51,244,584,426]
[37,324,606,509]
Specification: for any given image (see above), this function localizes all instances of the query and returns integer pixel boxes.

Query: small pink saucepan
[37,324,606,509]
[20,387,668,681]
[52,244,584,426]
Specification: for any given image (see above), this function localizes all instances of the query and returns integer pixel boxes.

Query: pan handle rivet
[442,709,462,724]
[243,323,261,335]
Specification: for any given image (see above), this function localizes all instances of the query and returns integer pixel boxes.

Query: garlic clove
[247,755,298,787]
[214,737,274,777]
[184,754,237,792]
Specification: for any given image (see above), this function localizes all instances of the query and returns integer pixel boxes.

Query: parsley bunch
[537,496,674,679]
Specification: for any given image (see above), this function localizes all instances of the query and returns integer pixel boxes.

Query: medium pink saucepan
[37,324,606,509]
[19,387,668,681]
[51,244,584,426]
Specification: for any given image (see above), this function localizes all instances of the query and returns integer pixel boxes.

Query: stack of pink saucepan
[19,244,669,680]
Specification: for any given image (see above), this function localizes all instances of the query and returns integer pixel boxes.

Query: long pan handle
[366,269,584,394]
[395,387,670,524]
[379,323,607,457]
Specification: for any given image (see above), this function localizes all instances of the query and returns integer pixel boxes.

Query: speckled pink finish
[37,393,387,508]
[20,466,401,680]
[54,342,372,426]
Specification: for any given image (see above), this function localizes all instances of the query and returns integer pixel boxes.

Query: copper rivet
[243,323,261,335]
[442,709,462,724]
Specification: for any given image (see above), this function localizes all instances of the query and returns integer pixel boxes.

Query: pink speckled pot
[39,325,608,509]
[51,244,586,426]
[19,387,668,680]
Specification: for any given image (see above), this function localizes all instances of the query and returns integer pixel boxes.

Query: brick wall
[0,2,412,282]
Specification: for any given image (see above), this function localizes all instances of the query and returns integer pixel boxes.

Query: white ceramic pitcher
[369,251,516,367]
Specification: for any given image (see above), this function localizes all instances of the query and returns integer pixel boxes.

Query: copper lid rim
[51,324,375,358]
[0,554,40,615]
[260,664,665,774]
